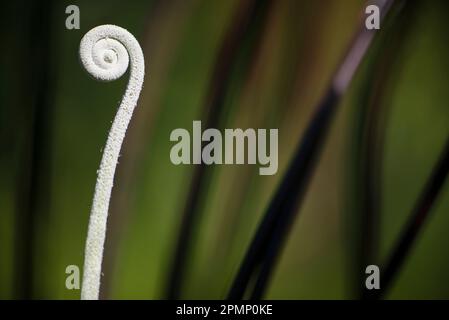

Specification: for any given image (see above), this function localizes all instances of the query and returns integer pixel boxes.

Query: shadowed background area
[0,0,448,299]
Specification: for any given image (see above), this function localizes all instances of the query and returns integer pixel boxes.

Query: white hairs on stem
[79,25,145,300]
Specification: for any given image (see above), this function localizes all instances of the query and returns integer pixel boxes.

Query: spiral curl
[79,25,145,300]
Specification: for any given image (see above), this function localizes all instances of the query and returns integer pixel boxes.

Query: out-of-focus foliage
[0,0,448,299]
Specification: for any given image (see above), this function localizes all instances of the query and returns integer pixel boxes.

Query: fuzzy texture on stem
[79,25,145,300]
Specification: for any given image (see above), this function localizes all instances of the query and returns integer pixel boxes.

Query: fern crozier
[79,24,145,300]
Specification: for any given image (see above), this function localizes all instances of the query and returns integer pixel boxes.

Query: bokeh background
[0,0,449,299]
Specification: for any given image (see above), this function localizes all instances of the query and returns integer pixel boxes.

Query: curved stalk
[79,25,145,300]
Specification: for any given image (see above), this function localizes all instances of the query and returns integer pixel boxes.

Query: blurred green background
[0,0,448,299]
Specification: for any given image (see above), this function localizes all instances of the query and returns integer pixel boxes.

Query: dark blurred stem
[14,0,54,299]
[248,89,339,300]
[165,0,272,299]
[356,0,416,299]
[353,78,385,298]
[369,136,449,300]
[228,0,398,300]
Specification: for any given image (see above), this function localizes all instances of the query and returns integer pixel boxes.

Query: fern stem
[79,25,145,300]
[371,136,449,299]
